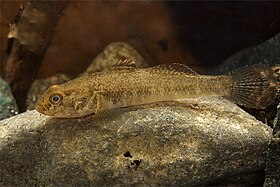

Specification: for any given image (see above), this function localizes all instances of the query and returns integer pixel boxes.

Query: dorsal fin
[149,63,199,75]
[109,58,136,71]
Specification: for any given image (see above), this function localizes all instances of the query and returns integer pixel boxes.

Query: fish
[35,59,278,118]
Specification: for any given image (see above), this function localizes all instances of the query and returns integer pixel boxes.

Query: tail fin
[228,64,278,109]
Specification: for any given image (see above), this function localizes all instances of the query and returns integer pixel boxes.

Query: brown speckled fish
[35,59,278,118]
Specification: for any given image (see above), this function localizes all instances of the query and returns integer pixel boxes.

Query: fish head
[35,84,94,118]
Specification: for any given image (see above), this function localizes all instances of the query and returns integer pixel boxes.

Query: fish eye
[49,93,63,105]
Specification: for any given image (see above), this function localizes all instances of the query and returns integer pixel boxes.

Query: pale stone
[0,97,272,186]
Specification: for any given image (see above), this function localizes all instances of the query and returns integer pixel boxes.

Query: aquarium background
[0,1,280,186]
[1,1,280,78]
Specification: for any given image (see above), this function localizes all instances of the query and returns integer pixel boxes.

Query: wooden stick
[3,1,69,112]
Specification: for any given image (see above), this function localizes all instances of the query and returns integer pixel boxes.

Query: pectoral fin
[86,92,114,114]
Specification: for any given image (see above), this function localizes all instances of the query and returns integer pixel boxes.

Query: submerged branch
[3,1,69,112]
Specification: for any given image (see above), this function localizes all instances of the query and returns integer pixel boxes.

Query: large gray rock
[0,97,272,186]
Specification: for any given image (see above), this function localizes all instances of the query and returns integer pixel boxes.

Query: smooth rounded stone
[84,42,149,75]
[0,77,19,120]
[0,97,272,186]
[26,74,70,110]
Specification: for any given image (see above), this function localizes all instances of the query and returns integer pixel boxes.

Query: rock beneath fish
[84,42,149,75]
[264,103,280,187]
[0,77,19,120]
[26,74,70,110]
[0,97,272,186]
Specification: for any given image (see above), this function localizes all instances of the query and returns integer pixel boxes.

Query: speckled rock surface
[0,97,272,186]
[84,42,149,74]
[0,77,19,120]
[264,103,280,187]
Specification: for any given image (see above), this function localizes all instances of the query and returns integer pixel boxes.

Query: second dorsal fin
[149,63,199,75]
[109,58,137,71]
